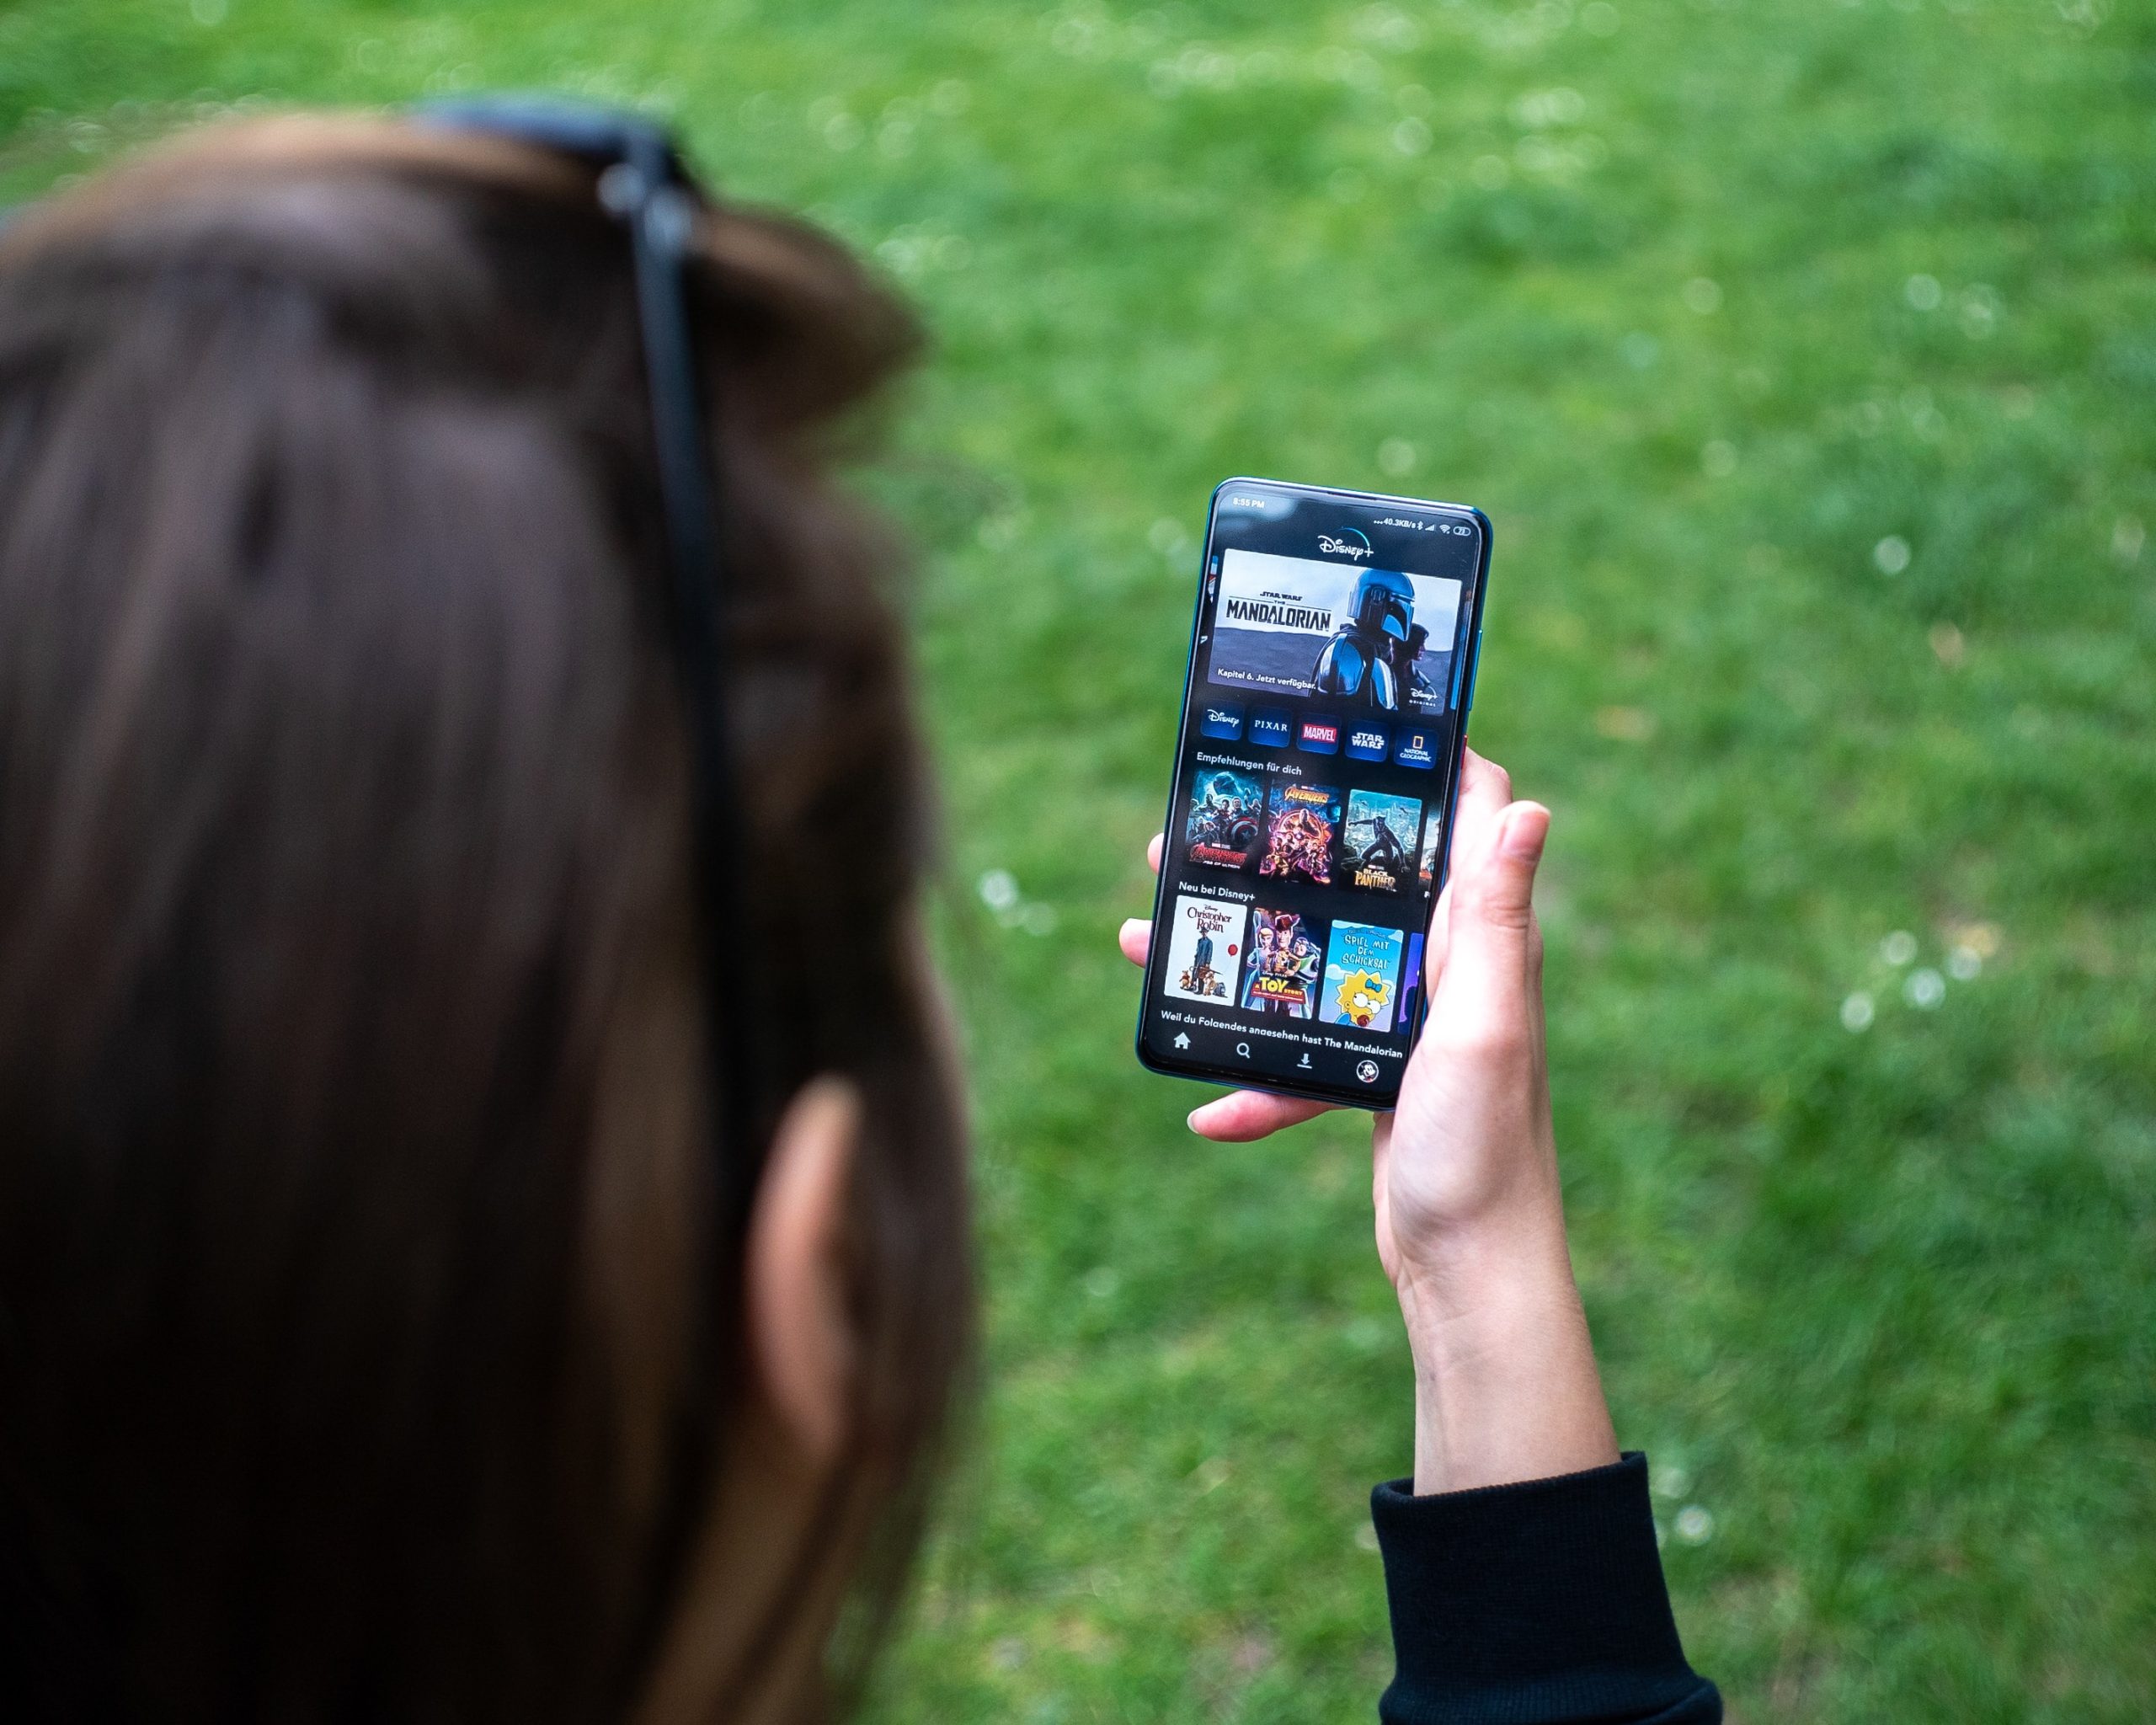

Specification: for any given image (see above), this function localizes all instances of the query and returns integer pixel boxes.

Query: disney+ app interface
[1141,483,1485,1101]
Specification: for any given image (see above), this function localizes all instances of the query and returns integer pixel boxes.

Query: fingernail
[1501,804,1550,860]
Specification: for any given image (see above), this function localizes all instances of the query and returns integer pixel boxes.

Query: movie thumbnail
[1259,778,1342,885]
[1182,766,1264,871]
[1342,789,1423,893]
[1241,905,1326,1019]
[1322,920,1408,1033]
[1206,548,1463,717]
[1417,813,1445,889]
[1161,895,1246,1005]
[1396,931,1427,1026]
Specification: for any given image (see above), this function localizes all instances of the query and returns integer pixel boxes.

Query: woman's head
[0,115,970,1722]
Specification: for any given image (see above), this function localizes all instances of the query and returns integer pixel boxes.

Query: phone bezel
[1132,476,1494,1112]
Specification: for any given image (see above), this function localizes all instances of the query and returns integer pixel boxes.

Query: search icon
[1235,1041,1251,1058]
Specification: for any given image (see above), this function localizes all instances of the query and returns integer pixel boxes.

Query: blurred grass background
[6,1,2153,1719]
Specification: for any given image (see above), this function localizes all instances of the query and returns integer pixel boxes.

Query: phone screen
[1134,478,1490,1109]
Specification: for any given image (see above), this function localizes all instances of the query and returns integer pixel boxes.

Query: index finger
[1187,1089,1335,1141]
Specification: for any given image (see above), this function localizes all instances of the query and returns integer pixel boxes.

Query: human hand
[1118,749,1617,1492]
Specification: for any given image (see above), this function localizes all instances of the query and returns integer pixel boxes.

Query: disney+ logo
[1316,530,1374,561]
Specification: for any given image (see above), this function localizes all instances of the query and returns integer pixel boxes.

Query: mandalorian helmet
[1349,569,1416,641]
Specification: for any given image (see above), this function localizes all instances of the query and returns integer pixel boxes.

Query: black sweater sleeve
[1370,1453,1721,1724]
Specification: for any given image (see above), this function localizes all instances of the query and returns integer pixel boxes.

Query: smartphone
[1134,478,1492,1111]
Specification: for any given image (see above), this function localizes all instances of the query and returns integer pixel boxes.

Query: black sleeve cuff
[1371,1452,1721,1724]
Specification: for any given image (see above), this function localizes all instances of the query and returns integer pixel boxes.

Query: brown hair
[0,117,971,1721]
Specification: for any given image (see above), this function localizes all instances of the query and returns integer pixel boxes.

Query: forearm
[1382,1201,1711,1723]
[1397,1215,1619,1495]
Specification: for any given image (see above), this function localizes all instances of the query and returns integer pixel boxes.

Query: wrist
[1390,1187,1576,1356]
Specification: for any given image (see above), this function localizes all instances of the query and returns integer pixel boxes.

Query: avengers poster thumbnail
[1206,548,1462,717]
[1342,789,1422,893]
[1161,895,1246,1005]
[1322,920,1408,1033]
[1259,778,1342,885]
[1241,905,1326,1019]
[1182,766,1264,871]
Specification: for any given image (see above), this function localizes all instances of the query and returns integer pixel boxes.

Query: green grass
[7,1,2155,1719]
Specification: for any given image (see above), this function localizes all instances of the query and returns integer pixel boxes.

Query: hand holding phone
[1118,748,1622,1494]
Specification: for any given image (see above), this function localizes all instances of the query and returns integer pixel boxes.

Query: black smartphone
[1134,478,1492,1111]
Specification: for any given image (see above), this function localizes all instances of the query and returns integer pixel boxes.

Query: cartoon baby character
[1333,969,1393,1029]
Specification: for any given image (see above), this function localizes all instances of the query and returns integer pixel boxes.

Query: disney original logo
[1317,531,1374,560]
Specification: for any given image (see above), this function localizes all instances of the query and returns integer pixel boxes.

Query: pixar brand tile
[1249,707,1294,748]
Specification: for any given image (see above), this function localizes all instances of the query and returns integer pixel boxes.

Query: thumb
[1449,801,1549,955]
